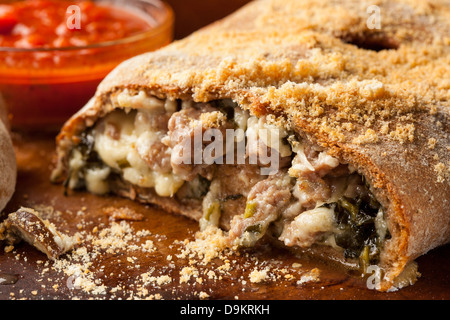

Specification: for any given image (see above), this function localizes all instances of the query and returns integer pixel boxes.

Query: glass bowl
[0,0,174,130]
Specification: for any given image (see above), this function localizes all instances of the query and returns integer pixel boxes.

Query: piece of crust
[0,97,16,213]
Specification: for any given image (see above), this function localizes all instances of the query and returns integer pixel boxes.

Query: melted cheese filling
[66,91,388,268]
[93,110,184,197]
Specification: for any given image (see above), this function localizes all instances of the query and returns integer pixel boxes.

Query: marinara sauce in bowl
[0,0,173,129]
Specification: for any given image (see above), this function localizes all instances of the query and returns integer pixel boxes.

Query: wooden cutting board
[0,130,449,300]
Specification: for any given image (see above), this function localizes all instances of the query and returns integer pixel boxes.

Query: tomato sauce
[0,0,173,129]
[0,0,151,48]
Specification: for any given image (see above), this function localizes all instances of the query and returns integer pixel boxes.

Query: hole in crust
[339,33,399,51]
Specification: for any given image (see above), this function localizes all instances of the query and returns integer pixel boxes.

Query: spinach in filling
[64,131,104,194]
[324,191,391,271]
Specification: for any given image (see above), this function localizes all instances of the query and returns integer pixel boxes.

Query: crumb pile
[3,206,321,300]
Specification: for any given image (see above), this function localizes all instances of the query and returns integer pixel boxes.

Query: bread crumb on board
[103,206,144,221]
[2,205,323,300]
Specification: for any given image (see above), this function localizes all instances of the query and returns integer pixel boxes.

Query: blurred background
[0,0,253,39]
[0,0,253,128]
[164,0,251,39]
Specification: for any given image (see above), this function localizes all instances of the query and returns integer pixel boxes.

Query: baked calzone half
[51,0,450,291]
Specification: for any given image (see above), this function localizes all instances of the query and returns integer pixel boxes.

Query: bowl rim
[0,0,174,53]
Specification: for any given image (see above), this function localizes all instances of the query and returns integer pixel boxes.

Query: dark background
[164,0,251,39]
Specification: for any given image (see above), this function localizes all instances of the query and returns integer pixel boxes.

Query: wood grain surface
[0,130,448,300]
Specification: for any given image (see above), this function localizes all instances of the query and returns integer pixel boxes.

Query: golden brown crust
[0,100,16,213]
[52,0,450,291]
